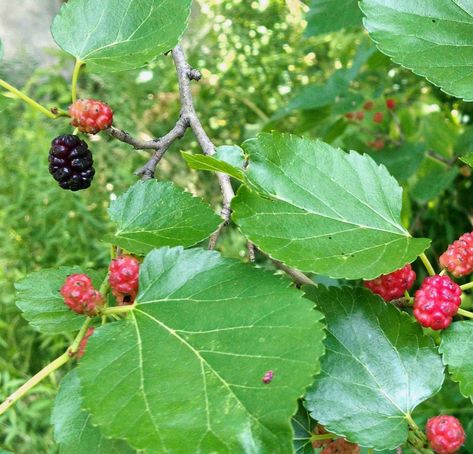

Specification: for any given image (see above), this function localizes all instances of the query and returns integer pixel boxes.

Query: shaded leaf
[411,163,458,203]
[305,0,363,37]
[52,370,134,453]
[232,133,430,280]
[439,321,473,401]
[292,402,316,454]
[79,246,325,453]
[107,180,221,255]
[360,0,473,100]
[304,286,445,450]
[51,0,192,72]
[15,267,104,334]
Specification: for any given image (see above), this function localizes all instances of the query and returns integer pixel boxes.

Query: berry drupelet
[49,135,95,191]
[60,274,104,315]
[426,415,465,453]
[363,264,416,301]
[413,275,462,330]
[68,98,113,134]
[439,231,473,277]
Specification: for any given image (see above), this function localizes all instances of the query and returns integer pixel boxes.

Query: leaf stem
[309,433,334,442]
[419,253,436,276]
[71,58,84,102]
[460,281,473,291]
[0,317,92,416]
[0,78,66,119]
[101,304,135,316]
[457,308,473,319]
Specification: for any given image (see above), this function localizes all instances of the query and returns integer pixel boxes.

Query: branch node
[187,68,202,81]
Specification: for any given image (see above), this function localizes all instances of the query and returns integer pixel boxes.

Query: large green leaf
[439,321,473,401]
[15,267,104,334]
[360,0,473,101]
[107,180,221,255]
[52,370,134,454]
[232,133,430,280]
[304,286,445,450]
[51,0,192,72]
[78,247,325,453]
[305,0,363,37]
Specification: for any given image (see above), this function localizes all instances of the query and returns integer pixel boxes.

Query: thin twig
[272,260,315,287]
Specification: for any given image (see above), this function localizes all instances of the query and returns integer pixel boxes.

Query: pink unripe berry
[426,415,465,453]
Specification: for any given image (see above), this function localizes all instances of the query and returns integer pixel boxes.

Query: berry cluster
[413,275,462,330]
[60,256,140,315]
[426,416,465,454]
[68,99,114,134]
[60,274,104,315]
[439,231,473,277]
[109,255,140,305]
[47,99,114,191]
[49,135,95,191]
[364,264,416,301]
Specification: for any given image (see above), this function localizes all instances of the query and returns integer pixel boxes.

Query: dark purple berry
[48,135,95,191]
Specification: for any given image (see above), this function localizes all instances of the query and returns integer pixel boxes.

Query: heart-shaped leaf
[305,0,363,37]
[52,370,134,453]
[304,286,444,450]
[439,321,473,401]
[232,133,430,280]
[16,267,105,334]
[107,180,221,255]
[51,0,192,72]
[360,0,473,101]
[78,247,325,453]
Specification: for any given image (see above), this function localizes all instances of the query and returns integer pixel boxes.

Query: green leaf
[15,267,104,334]
[304,286,445,450]
[181,146,246,182]
[360,0,473,101]
[460,152,473,167]
[369,143,425,183]
[232,133,430,280]
[439,321,473,401]
[292,402,316,454]
[305,0,363,37]
[78,246,325,453]
[52,370,134,454]
[51,0,192,73]
[107,180,221,255]
[411,163,458,203]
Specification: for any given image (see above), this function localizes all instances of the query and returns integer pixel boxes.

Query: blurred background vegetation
[1,0,473,452]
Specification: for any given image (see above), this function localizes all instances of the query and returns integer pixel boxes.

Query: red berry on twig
[109,256,140,305]
[413,275,462,330]
[439,231,473,277]
[321,438,360,454]
[373,111,384,123]
[60,274,104,315]
[363,100,374,111]
[426,415,465,453]
[77,327,95,359]
[68,98,113,134]
[386,98,396,110]
[363,264,416,301]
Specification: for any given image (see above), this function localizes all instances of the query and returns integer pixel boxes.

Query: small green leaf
[107,180,221,255]
[52,370,134,453]
[304,286,445,450]
[292,402,316,454]
[51,0,192,72]
[411,163,458,203]
[460,152,473,167]
[440,321,473,401]
[232,133,430,280]
[181,148,246,182]
[79,246,325,453]
[360,0,473,101]
[305,0,363,37]
[15,267,104,334]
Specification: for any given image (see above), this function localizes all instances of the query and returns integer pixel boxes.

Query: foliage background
[1,0,473,452]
